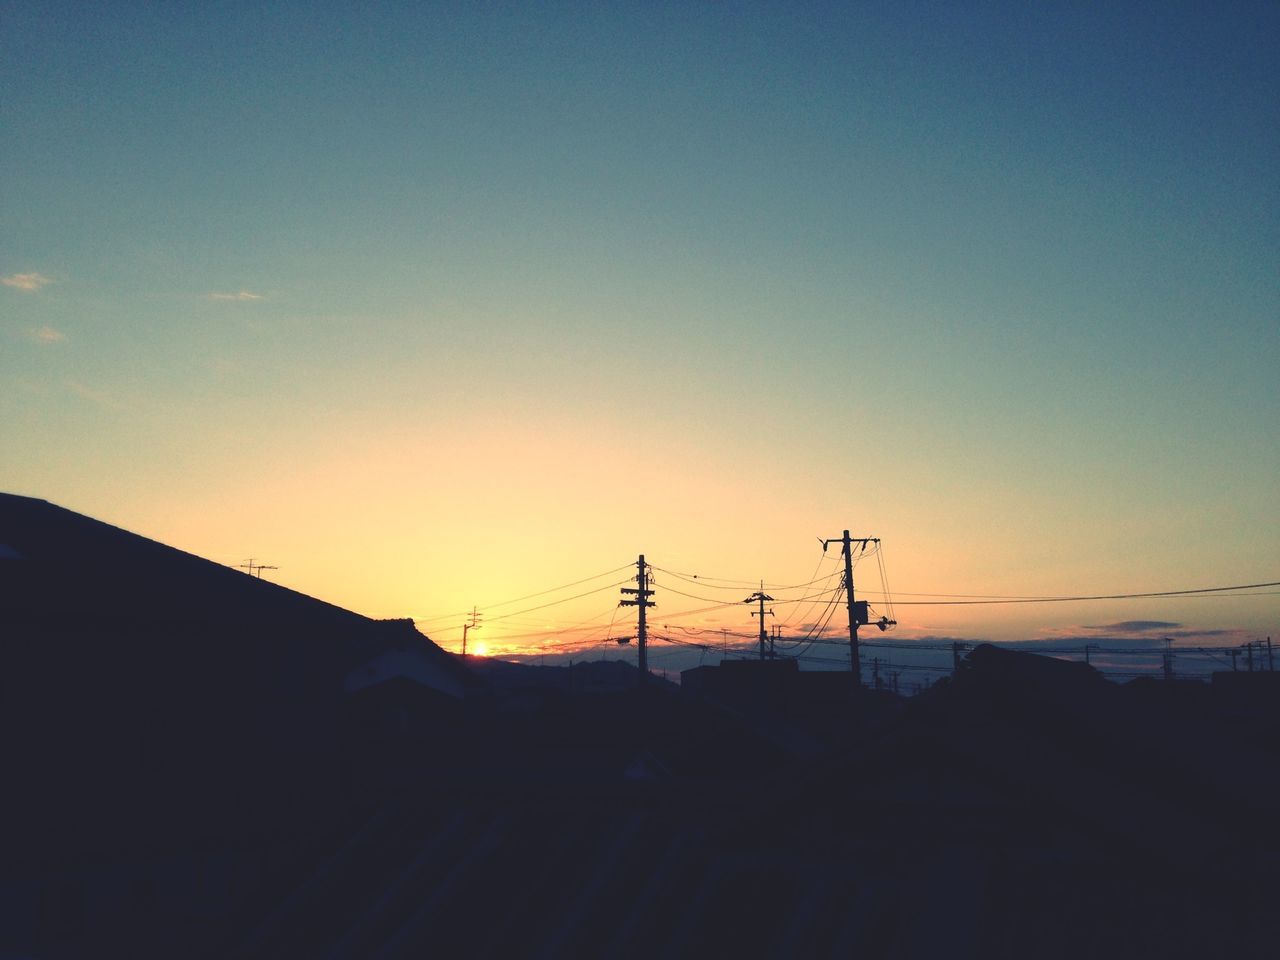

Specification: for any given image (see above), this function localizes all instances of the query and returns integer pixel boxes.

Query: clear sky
[4,2,1277,664]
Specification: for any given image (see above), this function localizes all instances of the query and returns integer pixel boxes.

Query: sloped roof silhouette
[0,492,459,675]
[3,493,364,626]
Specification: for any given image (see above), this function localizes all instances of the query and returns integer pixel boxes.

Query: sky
[3,1,1277,670]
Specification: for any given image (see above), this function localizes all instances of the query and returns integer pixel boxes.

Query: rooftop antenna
[238,558,278,579]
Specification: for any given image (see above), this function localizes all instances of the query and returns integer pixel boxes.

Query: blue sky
[3,2,1277,656]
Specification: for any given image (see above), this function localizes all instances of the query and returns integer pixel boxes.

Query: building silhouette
[3,493,1279,957]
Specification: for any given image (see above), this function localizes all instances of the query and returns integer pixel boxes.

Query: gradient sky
[4,2,1277,663]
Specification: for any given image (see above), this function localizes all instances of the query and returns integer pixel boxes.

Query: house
[0,493,472,957]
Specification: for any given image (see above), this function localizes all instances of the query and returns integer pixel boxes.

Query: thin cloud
[3,272,54,292]
[64,377,122,410]
[30,326,66,343]
[1082,620,1182,633]
[1005,636,1166,650]
[209,290,263,301]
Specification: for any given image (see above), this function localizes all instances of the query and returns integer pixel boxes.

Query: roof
[2,493,362,627]
[0,492,465,678]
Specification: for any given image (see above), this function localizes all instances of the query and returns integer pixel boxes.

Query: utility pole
[1247,641,1255,673]
[744,586,775,660]
[873,657,882,691]
[952,641,967,677]
[238,558,278,579]
[1084,644,1097,667]
[1269,637,1274,672]
[461,606,481,657]
[1228,647,1239,672]
[620,555,655,683]
[1162,638,1175,681]
[821,531,881,684]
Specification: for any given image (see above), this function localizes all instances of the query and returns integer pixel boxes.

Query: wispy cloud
[1082,620,1182,633]
[29,325,66,344]
[64,377,122,410]
[209,290,263,301]
[3,272,54,292]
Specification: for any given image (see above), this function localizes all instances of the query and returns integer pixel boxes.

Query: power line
[650,601,746,622]
[413,564,636,625]
[777,581,846,662]
[875,542,896,626]
[477,564,636,610]
[468,609,620,643]
[776,554,843,629]
[884,580,1280,606]
[649,566,843,593]
[652,581,746,606]
[483,579,634,625]
[651,575,844,609]
[777,566,844,630]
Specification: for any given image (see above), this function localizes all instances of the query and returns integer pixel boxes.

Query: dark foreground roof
[7,493,377,634]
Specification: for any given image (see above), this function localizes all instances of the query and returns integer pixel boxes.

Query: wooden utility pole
[461,606,481,657]
[820,530,879,684]
[744,586,774,660]
[621,555,655,683]
[842,532,859,682]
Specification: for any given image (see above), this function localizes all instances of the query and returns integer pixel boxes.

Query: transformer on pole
[820,531,886,683]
